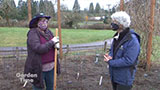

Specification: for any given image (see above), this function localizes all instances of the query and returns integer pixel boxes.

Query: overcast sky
[14,0,120,10]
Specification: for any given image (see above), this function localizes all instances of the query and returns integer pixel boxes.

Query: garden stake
[54,28,58,90]
[76,72,80,79]
[23,80,28,87]
[99,76,103,86]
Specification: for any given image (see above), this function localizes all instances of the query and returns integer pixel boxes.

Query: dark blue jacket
[108,29,140,85]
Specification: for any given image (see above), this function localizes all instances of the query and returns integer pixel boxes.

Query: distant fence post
[66,45,70,54]
[104,41,107,52]
[15,47,19,60]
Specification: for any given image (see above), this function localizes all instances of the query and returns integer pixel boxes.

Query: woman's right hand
[51,37,59,44]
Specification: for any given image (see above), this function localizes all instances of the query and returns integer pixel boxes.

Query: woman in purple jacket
[24,13,60,90]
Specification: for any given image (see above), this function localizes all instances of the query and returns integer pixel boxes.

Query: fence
[0,40,111,60]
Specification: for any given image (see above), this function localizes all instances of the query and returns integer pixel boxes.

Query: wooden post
[66,45,69,54]
[27,0,32,22]
[146,0,156,70]
[54,29,58,90]
[57,0,63,60]
[15,47,19,60]
[120,0,124,11]
[104,41,107,52]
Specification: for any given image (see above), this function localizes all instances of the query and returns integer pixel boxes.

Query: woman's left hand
[104,54,112,62]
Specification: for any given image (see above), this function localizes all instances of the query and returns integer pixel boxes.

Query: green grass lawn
[0,27,160,61]
[0,27,115,47]
[151,36,160,62]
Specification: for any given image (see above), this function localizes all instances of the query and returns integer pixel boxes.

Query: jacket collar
[113,28,130,41]
[113,33,119,40]
[113,28,132,57]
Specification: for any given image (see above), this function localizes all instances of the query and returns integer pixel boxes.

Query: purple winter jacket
[24,28,60,88]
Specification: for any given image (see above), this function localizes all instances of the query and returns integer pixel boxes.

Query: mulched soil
[0,54,160,90]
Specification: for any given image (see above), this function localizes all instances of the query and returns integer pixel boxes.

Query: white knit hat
[111,11,131,28]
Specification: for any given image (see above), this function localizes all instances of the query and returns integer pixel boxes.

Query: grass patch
[59,29,115,44]
[151,36,160,62]
[0,27,28,47]
[0,27,115,47]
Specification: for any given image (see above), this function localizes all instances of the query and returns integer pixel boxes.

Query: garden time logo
[16,73,37,87]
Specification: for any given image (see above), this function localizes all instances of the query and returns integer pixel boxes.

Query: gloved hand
[51,37,59,44]
[55,42,60,49]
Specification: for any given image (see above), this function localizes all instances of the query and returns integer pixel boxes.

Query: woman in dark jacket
[104,11,140,90]
[24,13,59,90]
